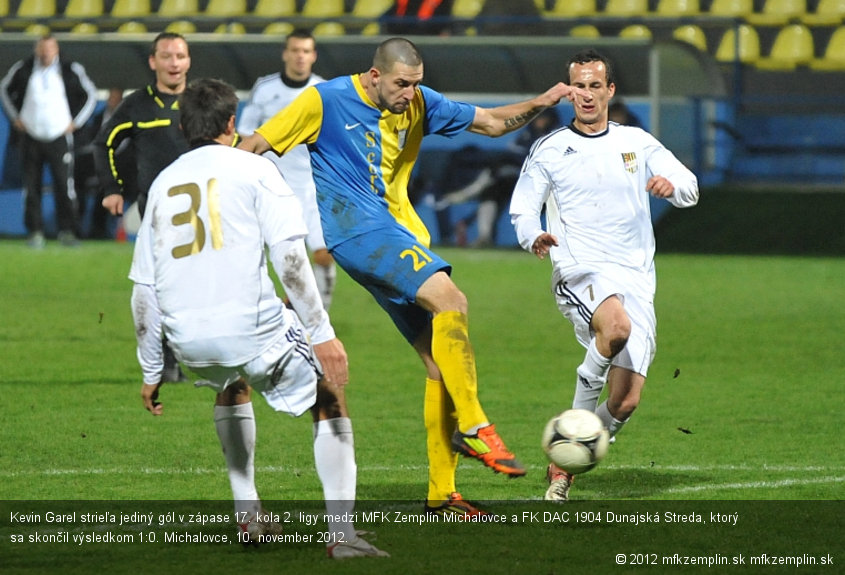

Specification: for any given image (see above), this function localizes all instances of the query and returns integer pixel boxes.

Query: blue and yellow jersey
[255,74,475,249]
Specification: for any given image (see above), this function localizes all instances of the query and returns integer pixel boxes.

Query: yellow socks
[424,378,458,503]
[430,311,488,433]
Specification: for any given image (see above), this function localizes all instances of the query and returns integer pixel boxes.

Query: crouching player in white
[510,49,699,501]
[129,78,387,559]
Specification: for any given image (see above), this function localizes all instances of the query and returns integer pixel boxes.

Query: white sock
[214,403,260,519]
[572,339,612,411]
[312,262,336,311]
[475,200,498,243]
[313,417,356,542]
[595,400,628,438]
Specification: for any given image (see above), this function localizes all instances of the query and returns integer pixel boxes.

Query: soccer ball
[542,409,610,475]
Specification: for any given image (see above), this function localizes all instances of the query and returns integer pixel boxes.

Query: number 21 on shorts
[399,244,432,271]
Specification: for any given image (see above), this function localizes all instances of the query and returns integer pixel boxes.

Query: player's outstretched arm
[469,83,588,137]
[236,132,273,155]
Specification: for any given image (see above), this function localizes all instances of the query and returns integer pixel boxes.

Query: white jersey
[238,73,325,249]
[510,122,698,277]
[130,143,314,369]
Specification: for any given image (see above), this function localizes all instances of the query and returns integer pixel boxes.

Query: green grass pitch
[1,241,842,574]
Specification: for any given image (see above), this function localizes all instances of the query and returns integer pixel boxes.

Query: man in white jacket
[510,49,699,502]
[129,78,386,559]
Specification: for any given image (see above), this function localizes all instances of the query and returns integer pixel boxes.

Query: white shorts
[552,263,657,377]
[191,322,321,417]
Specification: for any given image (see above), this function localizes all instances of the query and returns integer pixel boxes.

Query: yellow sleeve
[255,87,323,155]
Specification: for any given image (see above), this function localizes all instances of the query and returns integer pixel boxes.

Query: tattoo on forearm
[504,107,542,130]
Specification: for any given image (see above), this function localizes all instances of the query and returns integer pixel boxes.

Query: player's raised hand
[314,338,349,386]
[532,232,559,260]
[141,381,164,415]
[543,82,591,106]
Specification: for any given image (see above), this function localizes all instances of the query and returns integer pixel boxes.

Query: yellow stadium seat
[548,0,596,17]
[810,26,845,69]
[70,21,98,33]
[620,24,652,40]
[312,21,347,36]
[351,0,394,18]
[158,0,199,18]
[25,22,51,34]
[360,22,382,35]
[214,21,247,34]
[747,0,807,26]
[655,0,700,17]
[301,0,345,18]
[17,0,56,18]
[116,20,148,33]
[253,0,297,18]
[263,21,295,35]
[111,0,150,18]
[205,0,246,18]
[756,23,815,69]
[64,0,102,18]
[673,24,708,51]
[569,24,600,38]
[802,0,845,25]
[165,19,197,33]
[715,24,761,63]
[708,0,753,18]
[0,0,8,18]
[452,0,485,17]
[604,0,648,17]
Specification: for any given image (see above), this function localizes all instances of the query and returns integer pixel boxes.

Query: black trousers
[21,132,78,235]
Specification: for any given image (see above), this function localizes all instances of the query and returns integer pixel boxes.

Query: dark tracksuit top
[93,84,188,217]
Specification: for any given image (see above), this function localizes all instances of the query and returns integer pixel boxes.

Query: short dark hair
[373,37,422,72]
[150,32,188,57]
[178,78,238,145]
[567,49,614,85]
[285,28,315,47]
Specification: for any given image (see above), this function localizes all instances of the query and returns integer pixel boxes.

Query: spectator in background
[74,88,127,239]
[435,108,562,247]
[478,0,540,35]
[609,97,643,128]
[0,34,98,248]
[381,0,455,36]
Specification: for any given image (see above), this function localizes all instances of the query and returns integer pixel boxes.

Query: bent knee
[311,380,344,420]
[435,286,467,314]
[417,272,468,314]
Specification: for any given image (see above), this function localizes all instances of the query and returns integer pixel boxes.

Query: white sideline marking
[661,475,845,494]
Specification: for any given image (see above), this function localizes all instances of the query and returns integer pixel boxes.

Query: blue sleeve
[420,85,475,138]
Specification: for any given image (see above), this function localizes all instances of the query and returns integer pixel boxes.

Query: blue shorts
[332,226,451,344]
